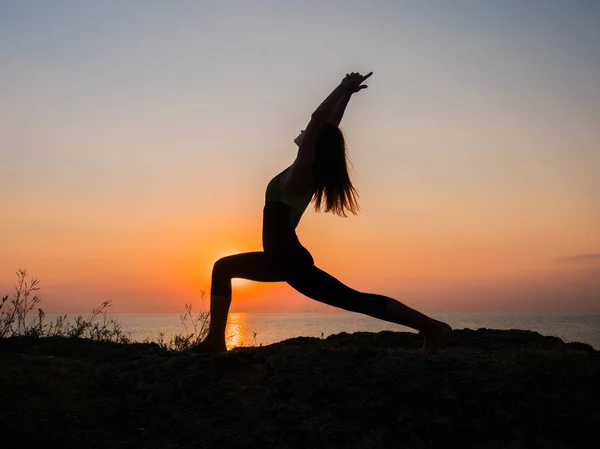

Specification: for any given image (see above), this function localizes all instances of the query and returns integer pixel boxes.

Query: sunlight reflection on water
[225,313,253,350]
[44,312,600,350]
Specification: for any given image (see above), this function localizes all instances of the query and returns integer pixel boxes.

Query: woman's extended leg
[287,266,451,352]
[188,252,287,353]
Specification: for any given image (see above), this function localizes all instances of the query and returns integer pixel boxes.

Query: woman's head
[312,123,360,217]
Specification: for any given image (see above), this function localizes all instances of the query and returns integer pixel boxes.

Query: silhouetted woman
[189,72,451,353]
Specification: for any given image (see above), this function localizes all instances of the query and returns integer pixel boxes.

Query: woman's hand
[340,71,373,93]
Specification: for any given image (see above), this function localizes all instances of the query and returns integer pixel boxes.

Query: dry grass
[1,269,209,350]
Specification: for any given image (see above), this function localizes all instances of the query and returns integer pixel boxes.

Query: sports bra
[265,167,313,220]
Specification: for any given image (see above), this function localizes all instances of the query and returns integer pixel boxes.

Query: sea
[76,312,600,350]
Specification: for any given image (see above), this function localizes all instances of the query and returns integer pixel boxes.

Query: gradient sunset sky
[1,1,599,314]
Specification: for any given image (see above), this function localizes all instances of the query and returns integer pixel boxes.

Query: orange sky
[2,189,598,314]
[1,2,599,314]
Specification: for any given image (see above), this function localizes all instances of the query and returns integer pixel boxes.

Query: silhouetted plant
[66,301,130,343]
[1,269,42,338]
[2,269,214,348]
[1,269,130,343]
[156,292,210,351]
[0,295,11,338]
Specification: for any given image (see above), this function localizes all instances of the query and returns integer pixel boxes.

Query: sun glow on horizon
[232,278,250,287]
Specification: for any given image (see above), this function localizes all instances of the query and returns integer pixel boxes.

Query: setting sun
[232,278,250,287]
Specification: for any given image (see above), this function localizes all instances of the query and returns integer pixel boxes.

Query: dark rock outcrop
[1,329,598,449]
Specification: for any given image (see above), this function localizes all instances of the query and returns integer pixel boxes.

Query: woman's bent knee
[211,257,234,289]
[212,256,233,275]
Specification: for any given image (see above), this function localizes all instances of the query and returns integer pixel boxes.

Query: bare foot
[185,338,227,354]
[421,321,452,354]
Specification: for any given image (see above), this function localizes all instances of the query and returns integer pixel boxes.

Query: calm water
[87,312,600,350]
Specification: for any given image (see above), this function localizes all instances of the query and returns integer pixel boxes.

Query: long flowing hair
[312,123,360,217]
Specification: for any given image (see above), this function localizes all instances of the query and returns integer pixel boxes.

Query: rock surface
[1,329,598,449]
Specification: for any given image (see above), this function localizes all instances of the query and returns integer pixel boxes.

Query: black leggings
[211,203,390,319]
[210,201,390,319]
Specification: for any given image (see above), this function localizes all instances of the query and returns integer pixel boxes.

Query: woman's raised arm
[294,72,373,169]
